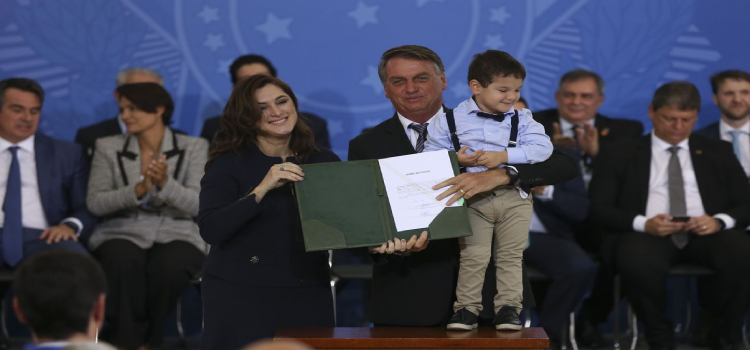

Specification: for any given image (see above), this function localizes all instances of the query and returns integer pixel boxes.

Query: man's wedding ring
[459,189,466,195]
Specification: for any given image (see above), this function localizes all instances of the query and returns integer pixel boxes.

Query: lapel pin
[695,149,702,155]
[600,128,610,137]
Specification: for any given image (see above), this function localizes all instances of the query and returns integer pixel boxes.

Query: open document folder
[293,150,473,252]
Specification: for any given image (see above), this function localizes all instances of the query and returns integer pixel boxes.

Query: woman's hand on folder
[433,168,509,205]
[251,162,305,202]
[368,231,430,254]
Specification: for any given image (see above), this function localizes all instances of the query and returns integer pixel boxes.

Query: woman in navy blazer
[199,75,338,350]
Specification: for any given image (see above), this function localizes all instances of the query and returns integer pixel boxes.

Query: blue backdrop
[1,0,748,160]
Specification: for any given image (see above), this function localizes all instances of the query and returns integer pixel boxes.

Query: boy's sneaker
[494,305,522,331]
[446,308,478,331]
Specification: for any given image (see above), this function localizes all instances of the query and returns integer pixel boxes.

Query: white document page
[378,150,460,232]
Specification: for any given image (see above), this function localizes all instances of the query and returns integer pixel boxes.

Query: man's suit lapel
[594,114,614,141]
[384,114,416,156]
[634,136,652,212]
[688,136,712,202]
[34,134,53,223]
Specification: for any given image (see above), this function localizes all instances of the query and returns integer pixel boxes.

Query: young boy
[424,50,552,330]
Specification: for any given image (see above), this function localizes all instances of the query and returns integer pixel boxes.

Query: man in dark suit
[696,70,750,178]
[74,68,165,164]
[590,81,750,350]
[533,70,643,345]
[533,69,644,184]
[200,54,331,149]
[0,78,95,267]
[523,151,597,345]
[13,251,110,350]
[348,45,579,327]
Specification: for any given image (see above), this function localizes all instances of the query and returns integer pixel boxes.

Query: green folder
[293,151,473,252]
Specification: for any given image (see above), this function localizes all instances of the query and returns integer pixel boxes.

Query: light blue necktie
[3,146,22,266]
[729,130,743,160]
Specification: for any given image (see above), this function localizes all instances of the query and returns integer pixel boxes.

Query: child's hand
[457,145,484,166]
[476,151,508,169]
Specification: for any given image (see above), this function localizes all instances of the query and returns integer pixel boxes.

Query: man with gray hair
[348,44,579,327]
[74,68,164,164]
[532,69,643,347]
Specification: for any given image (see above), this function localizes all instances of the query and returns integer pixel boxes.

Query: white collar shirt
[719,118,750,176]
[397,107,443,151]
[0,135,49,230]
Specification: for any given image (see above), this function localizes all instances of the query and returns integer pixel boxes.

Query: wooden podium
[275,327,549,350]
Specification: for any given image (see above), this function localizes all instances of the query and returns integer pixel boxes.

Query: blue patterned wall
[1,0,748,159]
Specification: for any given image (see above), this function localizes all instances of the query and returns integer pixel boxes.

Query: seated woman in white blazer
[86,82,208,350]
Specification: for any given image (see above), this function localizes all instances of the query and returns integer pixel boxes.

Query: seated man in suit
[590,81,750,350]
[348,45,579,327]
[200,54,331,149]
[696,70,750,178]
[690,69,750,346]
[13,251,113,350]
[520,95,597,346]
[534,69,644,185]
[0,78,94,268]
[74,68,165,165]
[533,70,644,346]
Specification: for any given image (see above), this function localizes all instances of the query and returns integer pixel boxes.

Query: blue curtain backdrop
[1,0,748,160]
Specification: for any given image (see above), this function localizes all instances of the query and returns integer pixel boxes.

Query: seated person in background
[518,94,597,346]
[199,75,338,350]
[534,69,644,182]
[533,70,644,346]
[13,250,113,350]
[86,83,207,350]
[590,81,750,350]
[696,69,750,178]
[0,78,94,269]
[200,54,330,149]
[75,68,166,165]
[424,50,552,331]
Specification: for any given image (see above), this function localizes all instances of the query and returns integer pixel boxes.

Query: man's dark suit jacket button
[250,256,259,263]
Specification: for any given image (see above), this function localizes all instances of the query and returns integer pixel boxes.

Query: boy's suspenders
[444,108,520,152]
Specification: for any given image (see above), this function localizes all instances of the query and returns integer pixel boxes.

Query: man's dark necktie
[3,146,22,266]
[571,125,594,169]
[409,123,428,153]
[667,146,689,249]
[476,111,506,123]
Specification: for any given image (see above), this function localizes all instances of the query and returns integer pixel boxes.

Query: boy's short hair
[651,81,701,112]
[709,70,750,94]
[13,251,107,340]
[558,69,605,95]
[378,45,445,84]
[467,50,526,87]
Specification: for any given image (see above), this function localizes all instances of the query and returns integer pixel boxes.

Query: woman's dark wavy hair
[206,75,317,169]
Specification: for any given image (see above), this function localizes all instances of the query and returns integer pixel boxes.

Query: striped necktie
[408,123,428,153]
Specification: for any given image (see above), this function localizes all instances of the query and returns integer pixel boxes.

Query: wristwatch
[715,218,727,231]
[505,166,520,186]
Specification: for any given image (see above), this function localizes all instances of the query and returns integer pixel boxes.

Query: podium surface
[275,327,548,350]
